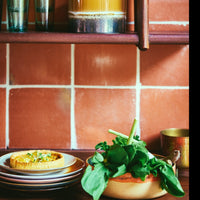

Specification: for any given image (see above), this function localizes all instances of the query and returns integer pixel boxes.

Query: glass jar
[7,0,30,32]
[68,0,126,33]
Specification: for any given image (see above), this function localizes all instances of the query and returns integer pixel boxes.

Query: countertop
[0,150,189,200]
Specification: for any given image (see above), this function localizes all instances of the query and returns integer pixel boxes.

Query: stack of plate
[0,152,85,192]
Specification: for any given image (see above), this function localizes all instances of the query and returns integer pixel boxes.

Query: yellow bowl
[86,154,174,199]
[103,173,167,199]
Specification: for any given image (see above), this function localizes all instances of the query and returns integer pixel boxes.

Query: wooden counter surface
[0,150,189,200]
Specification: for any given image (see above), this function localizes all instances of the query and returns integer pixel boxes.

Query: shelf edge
[0,32,189,45]
[149,33,189,44]
[0,32,139,44]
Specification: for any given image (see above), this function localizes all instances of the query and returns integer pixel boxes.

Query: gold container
[160,128,189,168]
[68,0,126,12]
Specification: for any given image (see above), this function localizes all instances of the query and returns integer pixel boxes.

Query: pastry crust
[10,150,65,170]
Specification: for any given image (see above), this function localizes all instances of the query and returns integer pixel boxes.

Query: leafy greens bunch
[81,120,185,200]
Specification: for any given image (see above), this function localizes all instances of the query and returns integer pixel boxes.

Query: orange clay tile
[140,89,189,152]
[0,44,6,84]
[75,88,136,149]
[0,88,6,148]
[9,88,71,149]
[75,44,137,86]
[10,44,71,85]
[140,45,189,86]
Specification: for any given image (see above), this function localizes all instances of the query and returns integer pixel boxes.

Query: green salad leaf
[159,163,185,197]
[81,125,185,200]
[81,163,109,200]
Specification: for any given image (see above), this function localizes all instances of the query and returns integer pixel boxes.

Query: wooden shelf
[0,31,189,45]
[149,32,189,44]
[0,32,139,44]
[0,0,189,50]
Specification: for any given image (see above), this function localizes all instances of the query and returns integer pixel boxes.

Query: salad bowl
[86,154,175,199]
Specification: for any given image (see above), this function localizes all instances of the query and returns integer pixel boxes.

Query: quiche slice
[10,150,65,170]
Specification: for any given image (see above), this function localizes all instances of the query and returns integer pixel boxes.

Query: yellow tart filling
[10,150,65,170]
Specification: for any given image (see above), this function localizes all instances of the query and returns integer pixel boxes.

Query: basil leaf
[130,150,149,167]
[105,144,129,167]
[95,141,110,151]
[112,164,127,178]
[131,163,150,181]
[92,152,104,164]
[123,145,136,163]
[81,164,109,200]
[159,164,185,197]
[112,136,127,146]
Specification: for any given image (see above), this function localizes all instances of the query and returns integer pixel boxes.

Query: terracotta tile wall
[0,0,189,152]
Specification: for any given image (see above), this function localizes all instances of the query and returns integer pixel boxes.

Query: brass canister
[160,128,189,168]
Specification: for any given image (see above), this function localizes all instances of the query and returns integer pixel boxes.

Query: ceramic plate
[0,172,82,184]
[0,176,81,191]
[0,157,85,180]
[0,152,76,175]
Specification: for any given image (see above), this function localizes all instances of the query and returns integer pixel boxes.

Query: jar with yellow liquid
[68,0,126,33]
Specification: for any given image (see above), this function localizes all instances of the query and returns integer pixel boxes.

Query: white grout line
[74,85,136,89]
[141,85,189,89]
[4,85,72,89]
[70,44,77,149]
[126,21,189,26]
[150,21,189,26]
[5,44,10,148]
[136,47,141,137]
